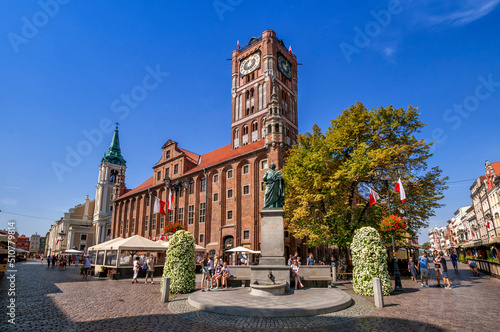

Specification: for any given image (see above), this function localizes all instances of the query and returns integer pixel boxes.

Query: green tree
[421,241,431,250]
[283,103,447,271]
[161,230,196,294]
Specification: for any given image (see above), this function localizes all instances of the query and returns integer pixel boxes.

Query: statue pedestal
[251,209,289,291]
[258,209,285,266]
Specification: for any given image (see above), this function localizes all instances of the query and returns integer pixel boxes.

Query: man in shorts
[450,250,458,272]
[418,251,429,287]
[145,257,155,284]
[469,261,479,276]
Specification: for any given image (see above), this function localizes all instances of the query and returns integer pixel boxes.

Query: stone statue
[263,163,285,209]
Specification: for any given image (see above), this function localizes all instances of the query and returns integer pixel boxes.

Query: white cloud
[425,0,500,27]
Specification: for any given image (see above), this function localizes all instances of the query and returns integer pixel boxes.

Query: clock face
[278,54,292,80]
[240,53,260,76]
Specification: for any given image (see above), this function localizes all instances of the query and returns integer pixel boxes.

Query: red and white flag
[288,45,293,54]
[237,40,240,50]
[472,231,475,237]
[154,196,166,215]
[56,239,60,245]
[487,222,491,229]
[394,177,406,203]
[362,184,380,206]
[167,188,174,212]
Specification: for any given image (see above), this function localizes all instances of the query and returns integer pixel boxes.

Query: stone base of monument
[187,287,352,317]
[250,265,291,293]
[250,282,287,296]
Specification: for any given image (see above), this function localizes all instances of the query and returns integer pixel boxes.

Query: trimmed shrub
[160,230,196,294]
[351,226,393,296]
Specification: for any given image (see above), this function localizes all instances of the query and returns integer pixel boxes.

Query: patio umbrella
[226,246,253,252]
[63,249,85,254]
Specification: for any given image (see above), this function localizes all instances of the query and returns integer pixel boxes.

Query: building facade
[485,160,500,238]
[29,233,41,254]
[112,30,309,260]
[47,195,96,255]
[17,235,30,252]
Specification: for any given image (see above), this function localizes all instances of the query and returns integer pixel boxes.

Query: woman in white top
[291,259,304,290]
[132,257,140,284]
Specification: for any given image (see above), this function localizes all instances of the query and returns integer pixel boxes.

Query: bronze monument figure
[263,163,285,209]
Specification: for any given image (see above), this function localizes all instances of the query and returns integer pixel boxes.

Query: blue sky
[1,1,499,243]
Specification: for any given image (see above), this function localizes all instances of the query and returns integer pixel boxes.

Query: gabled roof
[185,140,266,175]
[119,176,154,199]
[118,140,266,200]
[490,161,500,175]
[178,147,200,165]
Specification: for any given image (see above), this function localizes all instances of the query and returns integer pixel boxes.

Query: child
[408,257,418,282]
[439,252,452,289]
[469,261,479,276]
[221,262,231,289]
[211,260,223,289]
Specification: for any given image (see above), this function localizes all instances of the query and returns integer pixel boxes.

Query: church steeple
[101,124,126,166]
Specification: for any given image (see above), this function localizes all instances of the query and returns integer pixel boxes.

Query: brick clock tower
[231,30,298,168]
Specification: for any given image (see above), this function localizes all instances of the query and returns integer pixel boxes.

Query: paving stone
[0,260,498,331]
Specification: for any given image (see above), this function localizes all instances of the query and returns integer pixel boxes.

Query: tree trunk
[338,245,349,273]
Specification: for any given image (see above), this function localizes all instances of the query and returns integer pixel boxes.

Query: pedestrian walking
[145,257,155,284]
[52,255,56,267]
[408,257,418,282]
[418,251,429,287]
[291,259,304,290]
[450,250,459,272]
[62,256,67,270]
[83,255,91,280]
[75,255,80,266]
[439,252,452,289]
[68,256,72,266]
[132,257,140,284]
[47,256,51,268]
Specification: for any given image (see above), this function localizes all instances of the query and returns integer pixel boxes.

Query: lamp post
[163,176,190,225]
[374,165,404,291]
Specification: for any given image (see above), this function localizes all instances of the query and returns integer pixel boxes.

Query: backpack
[142,262,148,271]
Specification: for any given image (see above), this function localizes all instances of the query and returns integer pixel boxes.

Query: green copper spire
[101,124,126,166]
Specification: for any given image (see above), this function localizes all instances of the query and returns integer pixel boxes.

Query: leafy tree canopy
[283,102,448,248]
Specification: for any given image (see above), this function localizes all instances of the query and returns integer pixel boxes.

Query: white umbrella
[226,246,253,253]
[63,249,85,254]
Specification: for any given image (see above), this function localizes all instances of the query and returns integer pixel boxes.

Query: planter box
[98,271,107,278]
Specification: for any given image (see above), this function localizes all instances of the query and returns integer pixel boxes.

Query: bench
[296,266,333,288]
[336,272,353,280]
[225,266,251,287]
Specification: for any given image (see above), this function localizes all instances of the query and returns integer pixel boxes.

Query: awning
[88,237,124,251]
[91,235,167,251]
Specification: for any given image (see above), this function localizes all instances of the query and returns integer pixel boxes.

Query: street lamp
[163,175,191,224]
[374,165,405,291]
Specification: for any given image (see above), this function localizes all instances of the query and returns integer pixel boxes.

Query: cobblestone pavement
[0,260,498,331]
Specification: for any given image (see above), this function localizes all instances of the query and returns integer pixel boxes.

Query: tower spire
[101,125,126,166]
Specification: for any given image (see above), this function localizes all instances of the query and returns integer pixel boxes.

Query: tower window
[243,165,249,174]
[213,174,219,183]
[227,210,233,219]
[246,108,250,116]
[227,189,233,199]
[166,150,170,159]
[200,178,206,192]
[199,202,206,223]
[213,193,219,202]
[174,164,179,174]
[243,230,250,240]
[243,185,250,195]
[227,169,233,179]
[189,181,195,194]
[157,171,161,181]
[251,106,254,114]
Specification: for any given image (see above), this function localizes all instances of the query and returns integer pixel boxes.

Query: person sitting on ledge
[221,262,231,289]
[211,260,223,289]
[291,259,304,290]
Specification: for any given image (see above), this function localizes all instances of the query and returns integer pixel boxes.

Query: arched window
[258,84,262,110]
[234,128,239,138]
[243,126,249,135]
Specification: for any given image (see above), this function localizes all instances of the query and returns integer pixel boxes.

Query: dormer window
[166,150,170,159]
